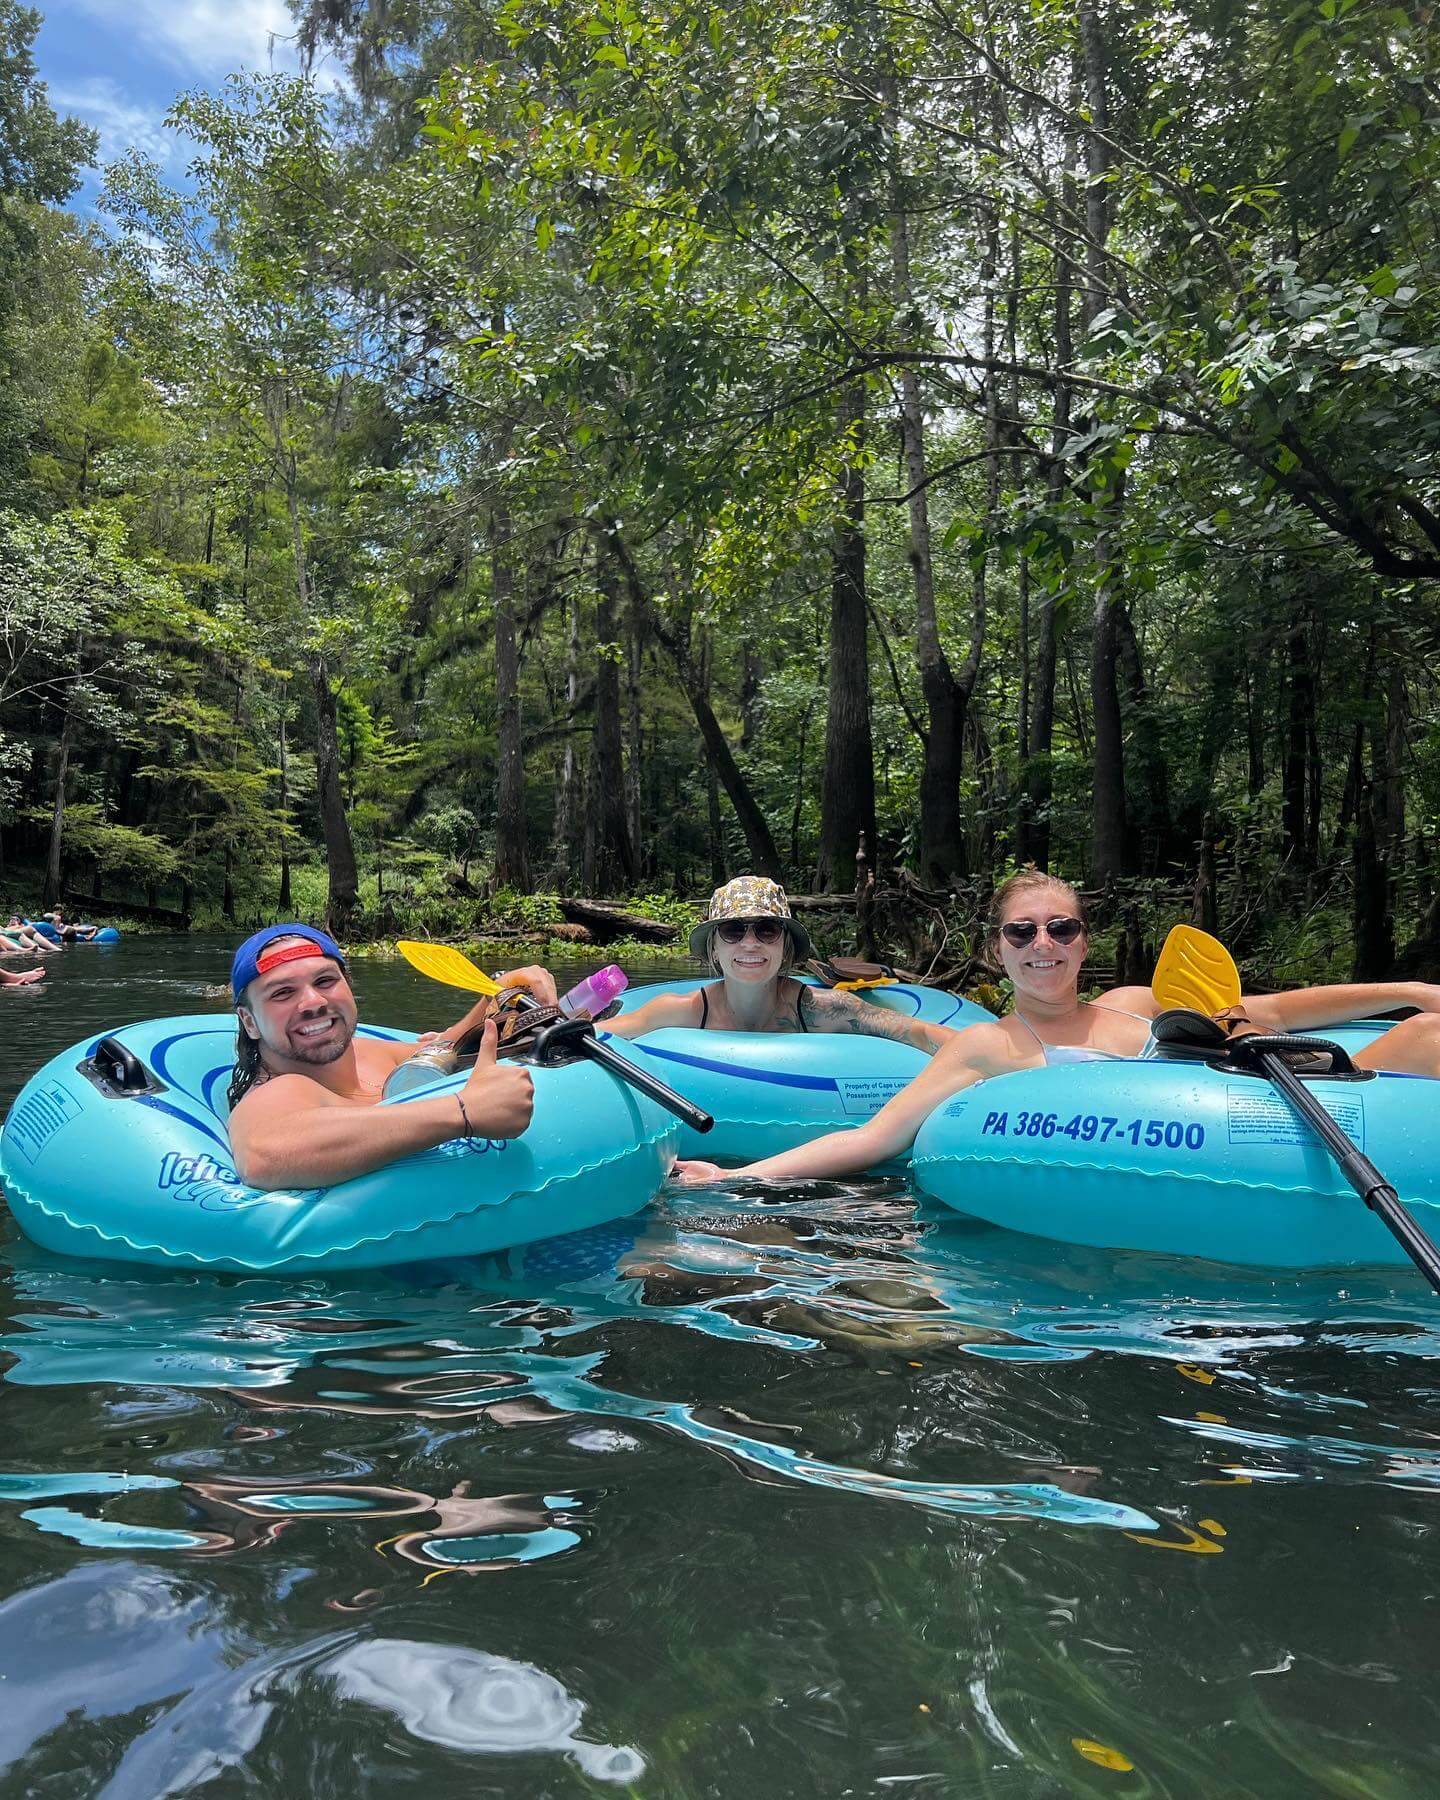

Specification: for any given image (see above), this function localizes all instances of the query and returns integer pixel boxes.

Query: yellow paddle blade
[396,939,502,997]
[1151,924,1242,1015]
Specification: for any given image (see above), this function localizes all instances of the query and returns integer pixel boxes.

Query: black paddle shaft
[505,993,714,1134]
[578,1032,714,1134]
[1249,1045,1440,1295]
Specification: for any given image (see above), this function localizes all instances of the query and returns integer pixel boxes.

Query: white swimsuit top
[1011,1003,1156,1067]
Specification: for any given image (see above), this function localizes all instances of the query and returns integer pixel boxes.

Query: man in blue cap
[225,924,557,1190]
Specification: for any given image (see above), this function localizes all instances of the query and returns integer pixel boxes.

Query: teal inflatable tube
[603,979,995,1162]
[613,975,987,1033]
[0,1016,677,1273]
[912,1026,1440,1269]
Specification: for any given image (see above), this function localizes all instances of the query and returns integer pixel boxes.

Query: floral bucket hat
[689,875,813,962]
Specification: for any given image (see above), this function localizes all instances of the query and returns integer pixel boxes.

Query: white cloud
[50,76,181,168]
[72,0,301,80]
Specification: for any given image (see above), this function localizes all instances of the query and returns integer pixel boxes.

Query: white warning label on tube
[1225,1085,1364,1149]
[836,1077,912,1116]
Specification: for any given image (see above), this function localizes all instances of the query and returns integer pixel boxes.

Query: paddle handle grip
[1261,1052,1440,1294]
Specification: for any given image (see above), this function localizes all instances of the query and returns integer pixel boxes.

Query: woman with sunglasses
[674,868,1440,1183]
[605,876,954,1053]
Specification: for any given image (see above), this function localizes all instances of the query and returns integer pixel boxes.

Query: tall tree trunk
[1353,780,1394,977]
[1378,650,1407,911]
[816,379,876,891]
[1282,605,1312,869]
[1245,667,1266,798]
[312,653,359,926]
[1332,717,1365,861]
[491,502,530,890]
[740,643,763,753]
[698,629,727,885]
[790,696,814,869]
[1094,475,1130,889]
[1010,210,1030,778]
[277,704,293,911]
[1192,813,1219,936]
[626,592,645,867]
[222,675,242,923]
[960,223,1003,872]
[590,558,637,894]
[1077,5,1112,332]
[1088,487,1128,888]
[967,710,999,874]
[1184,649,1237,845]
[179,821,195,920]
[551,588,582,886]
[884,75,962,885]
[42,666,76,907]
[1076,18,1127,885]
[1115,602,1171,872]
[1305,616,1327,869]
[606,529,784,879]
[1020,127,1078,871]
[268,381,358,922]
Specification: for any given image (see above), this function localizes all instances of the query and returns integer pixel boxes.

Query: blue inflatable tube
[604,977,995,1161]
[912,1026,1440,1269]
[28,920,119,944]
[0,1016,677,1272]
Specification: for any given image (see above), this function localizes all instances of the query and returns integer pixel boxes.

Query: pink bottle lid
[559,964,629,1016]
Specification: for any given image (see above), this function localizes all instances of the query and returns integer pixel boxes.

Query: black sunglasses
[999,915,1085,948]
[715,918,785,944]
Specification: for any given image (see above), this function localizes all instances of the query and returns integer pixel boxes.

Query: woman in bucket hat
[606,876,956,1051]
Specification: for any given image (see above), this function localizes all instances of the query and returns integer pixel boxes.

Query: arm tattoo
[805,989,935,1050]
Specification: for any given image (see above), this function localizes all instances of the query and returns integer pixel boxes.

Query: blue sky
[33,0,333,205]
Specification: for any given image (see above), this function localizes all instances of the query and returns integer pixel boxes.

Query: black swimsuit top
[699,983,810,1031]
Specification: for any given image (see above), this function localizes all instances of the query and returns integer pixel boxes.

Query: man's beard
[276,1013,355,1067]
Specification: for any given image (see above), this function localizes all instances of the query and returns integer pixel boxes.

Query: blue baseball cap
[231,924,348,999]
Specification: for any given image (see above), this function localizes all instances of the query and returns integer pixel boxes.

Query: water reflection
[5,1158,1440,1792]
[183,1476,585,1577]
[4,1191,1437,1555]
[324,1637,644,1780]
[0,1562,638,1790]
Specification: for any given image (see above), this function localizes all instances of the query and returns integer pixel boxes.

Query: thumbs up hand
[461,1019,535,1139]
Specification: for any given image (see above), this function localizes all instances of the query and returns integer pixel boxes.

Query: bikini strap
[699,986,710,1029]
[1089,1002,1155,1025]
[797,982,811,1032]
[1009,1009,1047,1052]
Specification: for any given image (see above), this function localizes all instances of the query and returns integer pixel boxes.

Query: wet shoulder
[952,1016,1043,1074]
[231,1071,343,1122]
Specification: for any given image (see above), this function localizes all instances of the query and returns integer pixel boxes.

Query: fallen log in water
[62,891,191,929]
[786,894,859,912]
[557,898,681,944]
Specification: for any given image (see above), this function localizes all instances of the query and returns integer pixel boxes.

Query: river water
[0,937,1437,1797]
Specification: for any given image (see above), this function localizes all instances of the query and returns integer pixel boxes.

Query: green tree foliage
[2,0,1439,978]
[0,1,96,496]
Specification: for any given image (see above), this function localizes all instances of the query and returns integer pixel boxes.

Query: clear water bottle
[382,1041,461,1099]
[558,964,628,1018]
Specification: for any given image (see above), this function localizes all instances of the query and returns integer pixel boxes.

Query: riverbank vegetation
[2,0,1439,983]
